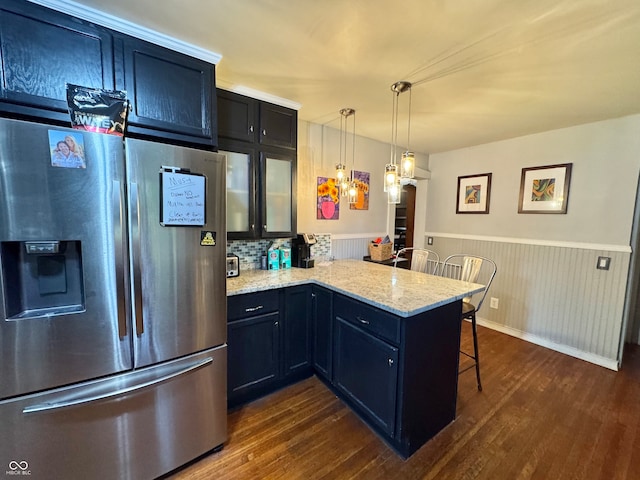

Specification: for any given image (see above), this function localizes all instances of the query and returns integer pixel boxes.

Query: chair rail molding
[425,232,631,253]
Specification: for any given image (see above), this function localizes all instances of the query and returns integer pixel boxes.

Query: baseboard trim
[475,317,619,371]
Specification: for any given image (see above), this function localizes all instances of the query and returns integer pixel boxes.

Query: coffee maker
[292,233,316,268]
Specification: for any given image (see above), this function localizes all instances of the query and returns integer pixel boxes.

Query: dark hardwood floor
[169,323,640,480]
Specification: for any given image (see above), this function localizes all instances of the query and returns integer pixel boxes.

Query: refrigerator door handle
[129,182,144,336]
[22,357,213,413]
[113,180,127,338]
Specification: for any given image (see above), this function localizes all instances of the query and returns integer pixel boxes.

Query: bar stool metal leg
[471,314,482,391]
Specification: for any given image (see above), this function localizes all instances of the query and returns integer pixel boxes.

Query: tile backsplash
[227,234,332,270]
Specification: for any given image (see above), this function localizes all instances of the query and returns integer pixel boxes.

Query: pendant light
[400,83,415,179]
[337,108,358,204]
[346,109,358,205]
[385,81,414,204]
[335,109,348,185]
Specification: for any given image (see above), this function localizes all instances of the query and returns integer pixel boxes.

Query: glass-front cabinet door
[222,145,257,239]
[260,151,296,238]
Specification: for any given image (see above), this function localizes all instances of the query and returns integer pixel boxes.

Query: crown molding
[28,0,222,64]
[226,86,301,111]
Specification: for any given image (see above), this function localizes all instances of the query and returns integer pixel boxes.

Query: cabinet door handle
[249,125,254,133]
[262,129,267,136]
[274,321,279,327]
[356,316,370,325]
[245,305,264,312]
[388,358,394,367]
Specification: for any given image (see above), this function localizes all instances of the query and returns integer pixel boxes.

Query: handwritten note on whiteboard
[160,170,206,226]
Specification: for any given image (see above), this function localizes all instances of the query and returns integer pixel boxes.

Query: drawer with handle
[228,291,279,321]
[333,294,401,345]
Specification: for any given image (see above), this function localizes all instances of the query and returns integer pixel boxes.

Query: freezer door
[125,139,227,367]
[0,118,133,400]
[0,346,227,480]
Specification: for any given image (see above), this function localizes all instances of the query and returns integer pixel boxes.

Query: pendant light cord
[351,112,356,175]
[407,86,412,151]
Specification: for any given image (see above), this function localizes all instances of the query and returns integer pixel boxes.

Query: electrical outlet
[490,297,499,309]
[427,236,433,245]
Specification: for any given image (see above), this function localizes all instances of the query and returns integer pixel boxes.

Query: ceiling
[58,0,640,154]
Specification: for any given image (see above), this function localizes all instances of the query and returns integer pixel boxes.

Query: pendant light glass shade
[387,179,401,204]
[340,176,350,196]
[401,151,415,179]
[384,163,398,192]
[348,178,358,204]
[335,162,346,181]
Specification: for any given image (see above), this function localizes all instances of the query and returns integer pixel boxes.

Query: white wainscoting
[331,233,387,260]
[428,233,631,370]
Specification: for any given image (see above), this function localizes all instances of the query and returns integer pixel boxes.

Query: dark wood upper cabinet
[217,90,256,143]
[0,0,216,149]
[259,102,297,149]
[218,88,298,240]
[118,37,215,147]
[217,89,297,150]
[0,0,114,123]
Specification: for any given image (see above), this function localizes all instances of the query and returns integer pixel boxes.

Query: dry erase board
[160,169,206,226]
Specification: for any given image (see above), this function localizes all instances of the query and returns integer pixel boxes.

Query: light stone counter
[227,259,484,318]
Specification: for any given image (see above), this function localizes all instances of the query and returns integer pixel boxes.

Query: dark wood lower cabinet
[227,287,313,408]
[311,286,333,381]
[227,311,280,406]
[283,286,312,377]
[227,286,463,458]
[334,317,399,436]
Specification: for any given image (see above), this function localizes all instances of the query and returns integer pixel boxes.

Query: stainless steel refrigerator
[0,118,227,479]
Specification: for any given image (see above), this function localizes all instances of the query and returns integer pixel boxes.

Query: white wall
[297,119,428,240]
[427,115,640,245]
[425,114,640,367]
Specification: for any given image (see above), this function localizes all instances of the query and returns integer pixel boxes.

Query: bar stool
[440,254,497,391]
[393,247,440,274]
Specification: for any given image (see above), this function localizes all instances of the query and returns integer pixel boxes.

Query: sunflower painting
[349,170,370,210]
[317,177,340,219]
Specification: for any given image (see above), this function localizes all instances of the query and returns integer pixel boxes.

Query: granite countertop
[227,259,485,318]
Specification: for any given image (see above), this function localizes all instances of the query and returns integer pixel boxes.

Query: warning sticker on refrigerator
[200,231,216,246]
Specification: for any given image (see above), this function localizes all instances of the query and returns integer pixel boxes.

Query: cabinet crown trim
[29,0,222,64]
[229,86,301,111]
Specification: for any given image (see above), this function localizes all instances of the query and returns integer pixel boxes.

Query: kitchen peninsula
[227,259,483,458]
[227,259,482,316]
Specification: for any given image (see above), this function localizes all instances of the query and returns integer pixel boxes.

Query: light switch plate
[597,256,611,270]
[427,237,433,245]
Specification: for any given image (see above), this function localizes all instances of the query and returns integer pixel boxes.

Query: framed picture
[349,170,370,210]
[317,176,340,220]
[518,163,572,214]
[456,173,492,214]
